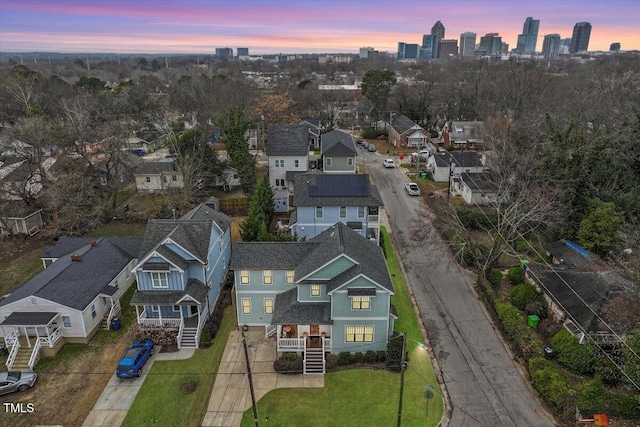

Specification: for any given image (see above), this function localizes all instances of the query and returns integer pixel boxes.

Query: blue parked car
[116,339,154,378]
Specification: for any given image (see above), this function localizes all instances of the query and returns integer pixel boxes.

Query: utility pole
[447,160,453,200]
[241,328,260,427]
[397,333,406,427]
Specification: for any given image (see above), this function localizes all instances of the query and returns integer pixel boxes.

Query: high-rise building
[610,42,621,52]
[501,42,509,55]
[421,34,438,59]
[459,32,476,57]
[438,39,458,58]
[479,33,502,56]
[215,47,233,59]
[398,42,419,59]
[431,20,445,58]
[359,47,375,58]
[237,48,249,58]
[515,17,540,54]
[542,34,561,59]
[570,22,592,53]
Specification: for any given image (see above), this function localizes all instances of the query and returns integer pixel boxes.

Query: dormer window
[151,272,169,288]
[311,284,321,297]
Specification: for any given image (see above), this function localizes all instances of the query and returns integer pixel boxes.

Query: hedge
[494,300,543,359]
[529,357,570,411]
[509,283,539,310]
[551,330,597,376]
[507,266,525,285]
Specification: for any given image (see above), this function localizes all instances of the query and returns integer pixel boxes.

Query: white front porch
[1,313,64,370]
[266,324,332,353]
[133,304,206,349]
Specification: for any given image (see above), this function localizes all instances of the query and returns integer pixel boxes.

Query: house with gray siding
[130,203,232,349]
[320,129,357,174]
[427,152,485,182]
[231,222,396,374]
[289,173,383,244]
[0,237,141,369]
[266,124,310,212]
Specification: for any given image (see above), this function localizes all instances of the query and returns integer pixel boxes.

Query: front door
[190,305,198,317]
[310,325,320,335]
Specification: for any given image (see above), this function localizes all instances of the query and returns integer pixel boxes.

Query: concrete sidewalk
[82,347,195,427]
[202,328,324,427]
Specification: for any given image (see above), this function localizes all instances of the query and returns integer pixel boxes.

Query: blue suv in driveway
[116,339,154,378]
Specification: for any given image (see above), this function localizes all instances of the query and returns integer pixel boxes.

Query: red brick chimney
[91,241,97,247]
[71,254,82,261]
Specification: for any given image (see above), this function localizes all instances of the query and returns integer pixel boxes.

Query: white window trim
[351,296,371,310]
[326,157,332,167]
[241,298,252,315]
[339,207,347,219]
[347,157,354,166]
[344,325,374,343]
[264,298,273,315]
[310,284,321,297]
[62,316,72,328]
[316,207,323,219]
[240,270,250,285]
[358,206,365,218]
[286,270,295,284]
[263,270,272,285]
[151,272,169,289]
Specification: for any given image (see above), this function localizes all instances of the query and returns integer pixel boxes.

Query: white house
[427,152,485,182]
[133,161,183,193]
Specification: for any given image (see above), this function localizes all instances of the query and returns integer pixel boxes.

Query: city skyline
[1,0,639,54]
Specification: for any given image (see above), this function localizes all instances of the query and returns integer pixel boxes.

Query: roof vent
[71,254,82,261]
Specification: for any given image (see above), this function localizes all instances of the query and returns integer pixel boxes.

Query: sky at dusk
[1,0,639,54]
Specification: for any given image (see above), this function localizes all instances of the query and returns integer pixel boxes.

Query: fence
[219,197,248,216]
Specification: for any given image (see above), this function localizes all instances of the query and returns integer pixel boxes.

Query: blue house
[131,203,232,349]
[231,222,396,374]
[289,173,383,244]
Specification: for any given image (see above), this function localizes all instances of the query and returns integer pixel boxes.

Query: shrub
[533,254,551,263]
[507,267,525,285]
[529,357,569,411]
[337,352,352,366]
[489,268,504,286]
[325,354,338,370]
[273,356,303,374]
[199,327,212,348]
[495,300,544,359]
[386,333,404,372]
[551,330,597,375]
[524,297,548,319]
[376,350,387,363]
[509,283,539,310]
[280,353,302,361]
[515,236,529,252]
[364,350,377,363]
[577,376,640,418]
[352,352,364,364]
[362,128,377,139]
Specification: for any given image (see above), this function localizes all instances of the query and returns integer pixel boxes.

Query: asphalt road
[362,148,555,427]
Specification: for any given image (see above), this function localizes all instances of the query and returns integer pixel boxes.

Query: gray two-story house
[130,203,232,349]
[266,124,310,212]
[289,173,383,244]
[231,222,396,373]
[320,129,357,174]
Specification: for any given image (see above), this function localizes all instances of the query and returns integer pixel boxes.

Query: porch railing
[5,330,19,347]
[138,314,182,328]
[278,338,305,351]
[40,328,63,348]
[5,340,19,370]
[28,339,42,369]
[177,318,185,347]
[323,337,331,351]
[367,214,379,223]
[106,298,122,331]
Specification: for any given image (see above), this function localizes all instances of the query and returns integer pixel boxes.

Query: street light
[395,333,429,427]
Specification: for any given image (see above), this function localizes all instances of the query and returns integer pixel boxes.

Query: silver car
[0,371,38,395]
[405,182,421,196]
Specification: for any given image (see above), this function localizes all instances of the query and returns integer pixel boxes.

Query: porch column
[23,326,31,347]
[158,306,163,326]
[135,305,140,325]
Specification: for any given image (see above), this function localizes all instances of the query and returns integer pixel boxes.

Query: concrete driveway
[83,347,195,427]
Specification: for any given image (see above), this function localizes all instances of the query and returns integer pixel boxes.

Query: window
[347,158,354,166]
[275,159,284,168]
[91,304,97,318]
[315,207,323,218]
[294,159,299,168]
[240,270,249,284]
[163,176,168,183]
[286,270,295,284]
[242,298,252,314]
[311,284,321,297]
[150,305,158,312]
[62,316,71,328]
[264,298,273,314]
[326,157,332,166]
[358,206,365,218]
[351,296,371,310]
[345,325,374,342]
[172,175,177,182]
[275,178,285,187]
[145,176,151,183]
[339,207,347,218]
[151,272,169,289]
[102,297,108,306]
[263,270,272,285]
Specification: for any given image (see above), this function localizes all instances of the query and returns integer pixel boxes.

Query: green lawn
[122,306,237,427]
[240,226,443,426]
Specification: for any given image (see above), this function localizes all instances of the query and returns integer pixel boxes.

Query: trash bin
[111,317,121,331]
[421,173,427,180]
[527,315,540,328]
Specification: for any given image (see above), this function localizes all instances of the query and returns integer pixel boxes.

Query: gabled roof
[181,203,232,233]
[138,219,211,263]
[459,173,497,192]
[449,121,485,141]
[0,238,142,310]
[292,173,383,207]
[433,152,484,168]
[300,117,320,130]
[230,242,319,270]
[391,115,423,134]
[42,237,141,259]
[321,130,357,156]
[130,278,209,305]
[134,161,179,176]
[271,288,332,324]
[265,124,309,157]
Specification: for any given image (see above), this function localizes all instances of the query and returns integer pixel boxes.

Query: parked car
[368,143,377,152]
[116,339,154,378]
[383,158,395,168]
[377,135,388,140]
[361,142,369,149]
[437,146,446,153]
[0,371,37,395]
[356,138,365,145]
[405,182,421,196]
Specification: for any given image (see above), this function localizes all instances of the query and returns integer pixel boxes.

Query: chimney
[90,241,97,247]
[71,254,82,261]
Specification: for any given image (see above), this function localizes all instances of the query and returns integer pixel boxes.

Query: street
[361,148,555,427]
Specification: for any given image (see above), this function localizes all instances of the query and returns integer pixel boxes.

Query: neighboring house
[526,240,640,343]
[0,201,43,236]
[130,203,232,349]
[388,115,429,148]
[427,152,485,182]
[266,124,310,212]
[440,121,486,150]
[231,222,396,373]
[215,167,241,191]
[290,172,383,244]
[0,156,56,201]
[300,117,321,150]
[450,172,498,205]
[133,161,183,193]
[320,129,357,174]
[246,128,259,149]
[0,237,141,369]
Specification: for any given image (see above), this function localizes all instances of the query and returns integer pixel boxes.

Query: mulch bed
[160,344,179,353]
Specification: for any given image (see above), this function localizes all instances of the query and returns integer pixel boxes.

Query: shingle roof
[321,130,357,156]
[0,312,58,326]
[181,203,232,233]
[433,152,484,168]
[138,215,214,263]
[42,237,141,259]
[391,115,422,134]
[300,117,321,130]
[265,124,309,156]
[292,173,383,207]
[134,161,179,175]
[449,121,485,141]
[130,278,209,305]
[230,242,319,270]
[460,173,497,192]
[0,238,142,310]
[271,288,332,324]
